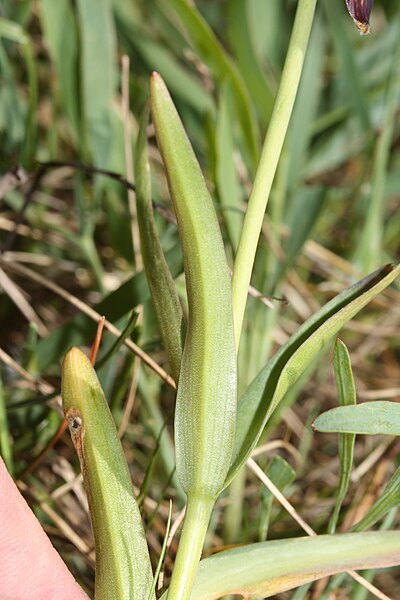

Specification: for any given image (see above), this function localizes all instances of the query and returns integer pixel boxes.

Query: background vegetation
[0,0,399,597]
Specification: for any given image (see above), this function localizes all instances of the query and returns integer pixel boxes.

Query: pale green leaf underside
[313,401,400,436]
[160,531,400,599]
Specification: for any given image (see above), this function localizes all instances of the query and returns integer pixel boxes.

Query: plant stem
[167,494,214,600]
[231,0,317,350]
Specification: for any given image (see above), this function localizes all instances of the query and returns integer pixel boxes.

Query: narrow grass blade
[159,532,400,600]
[226,263,400,488]
[137,423,165,509]
[215,82,243,253]
[328,339,356,533]
[157,0,260,171]
[354,19,400,272]
[231,0,317,346]
[147,501,173,600]
[227,0,274,126]
[112,0,214,115]
[76,0,117,166]
[35,243,183,369]
[134,105,184,383]
[0,17,37,166]
[61,347,154,600]
[313,401,400,436]
[40,0,81,144]
[259,456,296,541]
[352,466,400,532]
[271,186,327,289]
[95,311,138,369]
[286,14,325,193]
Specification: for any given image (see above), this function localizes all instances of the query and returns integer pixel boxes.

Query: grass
[0,0,399,598]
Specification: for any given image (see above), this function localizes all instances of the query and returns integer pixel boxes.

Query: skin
[0,458,88,600]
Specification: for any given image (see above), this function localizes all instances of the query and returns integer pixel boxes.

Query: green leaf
[354,19,400,272]
[151,72,237,600]
[61,347,154,600]
[156,0,260,172]
[76,0,117,167]
[322,0,371,131]
[0,17,38,166]
[113,0,214,115]
[159,532,400,599]
[328,339,356,533]
[215,81,243,253]
[150,72,237,500]
[271,186,327,289]
[259,456,296,541]
[226,263,400,488]
[352,465,400,532]
[313,401,400,436]
[227,0,274,127]
[286,14,325,193]
[40,0,81,145]
[134,104,184,383]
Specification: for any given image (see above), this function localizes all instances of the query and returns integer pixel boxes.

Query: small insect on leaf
[65,406,85,473]
[345,0,374,35]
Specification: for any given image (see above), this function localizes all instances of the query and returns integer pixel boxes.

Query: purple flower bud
[345,0,374,34]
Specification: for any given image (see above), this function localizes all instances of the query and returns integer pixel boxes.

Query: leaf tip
[63,346,88,370]
[150,71,163,89]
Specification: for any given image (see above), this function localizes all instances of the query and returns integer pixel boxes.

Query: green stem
[231,0,317,350]
[167,495,214,600]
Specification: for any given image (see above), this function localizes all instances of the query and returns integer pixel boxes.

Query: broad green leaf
[159,532,400,599]
[150,72,237,500]
[61,347,154,600]
[352,466,400,532]
[226,263,400,488]
[76,0,117,167]
[313,401,400,436]
[134,105,184,383]
[151,72,237,599]
[328,339,356,534]
[40,0,81,144]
